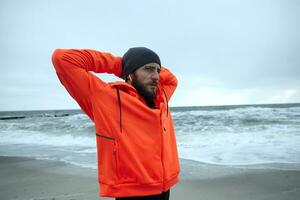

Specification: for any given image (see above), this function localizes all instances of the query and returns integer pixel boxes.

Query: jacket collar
[109,81,164,107]
[110,81,136,93]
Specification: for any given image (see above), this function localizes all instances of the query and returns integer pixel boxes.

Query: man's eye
[145,67,154,71]
[145,66,160,73]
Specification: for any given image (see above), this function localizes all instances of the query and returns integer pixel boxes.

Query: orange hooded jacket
[52,49,180,198]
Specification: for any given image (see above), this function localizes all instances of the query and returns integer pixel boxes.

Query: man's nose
[151,71,160,81]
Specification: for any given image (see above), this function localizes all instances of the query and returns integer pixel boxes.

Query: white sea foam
[176,130,300,165]
[0,130,95,147]
[173,105,300,166]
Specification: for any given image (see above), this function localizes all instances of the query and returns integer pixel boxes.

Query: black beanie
[122,47,161,79]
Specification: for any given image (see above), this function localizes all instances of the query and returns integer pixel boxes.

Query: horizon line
[0,102,300,113]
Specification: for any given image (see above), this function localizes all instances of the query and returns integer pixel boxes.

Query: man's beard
[131,75,157,101]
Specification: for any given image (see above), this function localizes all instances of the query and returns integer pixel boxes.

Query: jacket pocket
[96,133,120,185]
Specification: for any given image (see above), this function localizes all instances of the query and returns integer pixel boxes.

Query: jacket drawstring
[116,88,123,133]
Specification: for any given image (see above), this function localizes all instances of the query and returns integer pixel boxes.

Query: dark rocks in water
[0,116,26,120]
[0,113,69,120]
[54,113,69,117]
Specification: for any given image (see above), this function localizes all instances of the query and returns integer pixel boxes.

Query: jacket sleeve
[159,67,178,102]
[51,49,123,121]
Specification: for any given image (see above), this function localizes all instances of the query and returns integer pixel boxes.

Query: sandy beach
[1,156,300,200]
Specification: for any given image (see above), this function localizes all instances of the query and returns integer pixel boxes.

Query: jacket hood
[108,81,168,134]
[109,81,163,104]
[109,82,138,95]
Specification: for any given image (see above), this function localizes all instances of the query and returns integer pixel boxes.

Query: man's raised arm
[51,49,122,120]
[159,67,178,101]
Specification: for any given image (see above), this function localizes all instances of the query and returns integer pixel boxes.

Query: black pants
[116,190,170,200]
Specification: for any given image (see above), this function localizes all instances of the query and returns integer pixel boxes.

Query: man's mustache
[149,81,158,86]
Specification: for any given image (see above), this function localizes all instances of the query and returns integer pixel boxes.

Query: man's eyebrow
[144,65,159,68]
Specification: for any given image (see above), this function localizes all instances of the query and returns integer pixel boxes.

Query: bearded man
[52,47,180,200]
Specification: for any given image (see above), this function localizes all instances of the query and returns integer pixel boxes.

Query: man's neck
[145,98,155,109]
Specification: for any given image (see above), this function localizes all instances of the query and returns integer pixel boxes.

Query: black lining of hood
[162,88,169,116]
[116,87,123,133]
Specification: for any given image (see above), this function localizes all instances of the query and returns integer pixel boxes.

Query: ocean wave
[0,104,299,169]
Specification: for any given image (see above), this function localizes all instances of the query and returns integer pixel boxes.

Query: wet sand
[1,156,300,200]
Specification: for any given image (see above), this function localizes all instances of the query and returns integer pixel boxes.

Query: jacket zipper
[96,133,121,179]
[96,133,114,140]
[160,91,170,191]
[114,141,121,178]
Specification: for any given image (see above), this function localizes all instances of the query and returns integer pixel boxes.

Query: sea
[0,103,300,171]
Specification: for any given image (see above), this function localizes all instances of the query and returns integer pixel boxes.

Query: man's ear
[128,75,132,82]
[126,74,133,83]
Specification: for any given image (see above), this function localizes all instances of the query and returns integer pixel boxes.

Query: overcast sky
[1,0,299,111]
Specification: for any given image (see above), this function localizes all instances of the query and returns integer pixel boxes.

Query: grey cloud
[0,0,299,110]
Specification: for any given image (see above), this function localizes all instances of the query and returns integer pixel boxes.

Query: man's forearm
[52,49,123,78]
